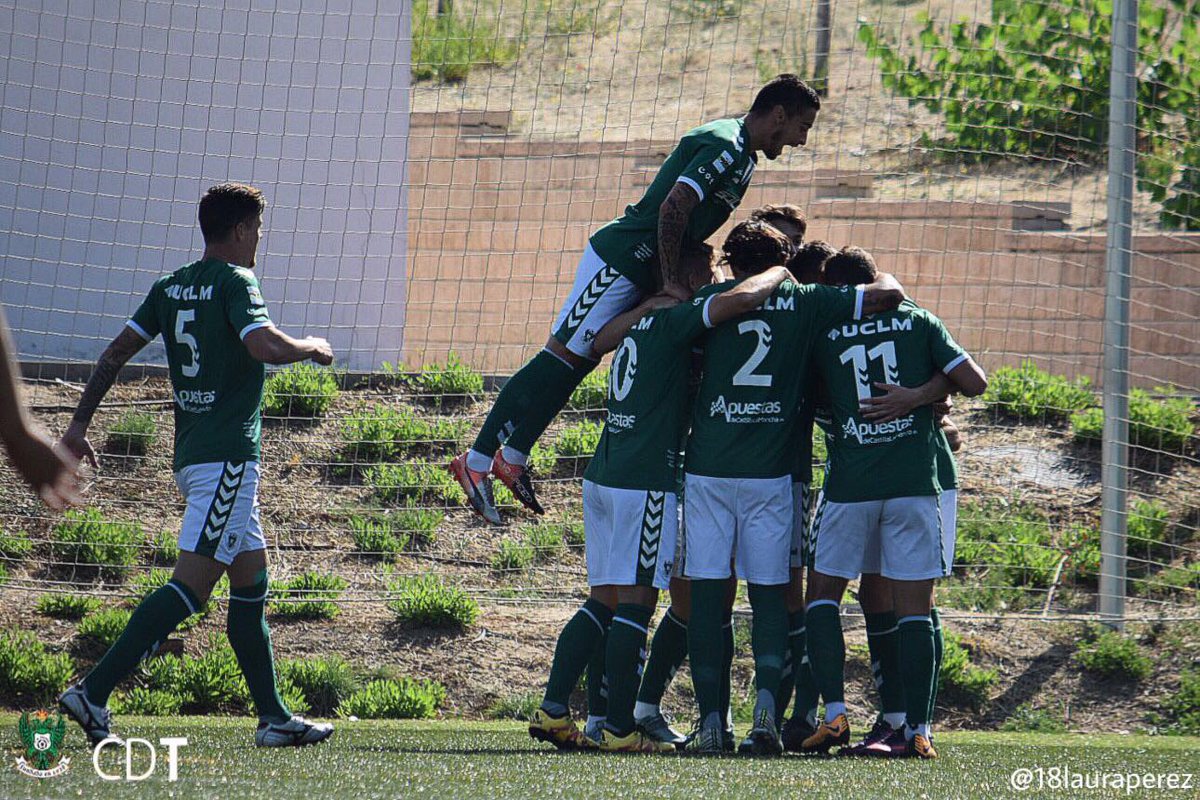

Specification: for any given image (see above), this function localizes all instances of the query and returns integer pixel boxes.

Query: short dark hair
[823,246,878,286]
[680,239,715,264]
[721,220,792,276]
[199,183,265,243]
[750,204,807,240]
[750,74,821,117]
[787,240,837,283]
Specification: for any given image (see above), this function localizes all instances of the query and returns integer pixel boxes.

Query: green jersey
[812,300,970,502]
[935,428,958,490]
[686,280,864,479]
[584,292,718,491]
[589,118,757,292]
[128,258,273,472]
[791,402,816,484]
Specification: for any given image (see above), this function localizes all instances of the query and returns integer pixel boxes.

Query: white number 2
[838,341,899,401]
[175,310,200,378]
[732,320,772,387]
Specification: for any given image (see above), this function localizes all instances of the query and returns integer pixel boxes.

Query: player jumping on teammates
[450,76,823,524]
[682,223,906,754]
[801,247,986,760]
[57,183,336,748]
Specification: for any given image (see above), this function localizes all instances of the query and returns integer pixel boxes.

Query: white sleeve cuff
[239,321,272,340]
[125,320,151,341]
[942,353,969,374]
[701,294,717,329]
[676,176,704,202]
[853,286,866,320]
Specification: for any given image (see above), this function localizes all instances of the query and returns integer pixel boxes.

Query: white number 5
[175,310,200,378]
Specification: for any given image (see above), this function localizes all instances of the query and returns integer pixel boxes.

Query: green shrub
[528,442,558,474]
[939,632,997,709]
[955,498,1059,592]
[387,573,479,628]
[165,636,247,713]
[568,368,609,411]
[50,508,142,578]
[339,405,470,464]
[522,523,564,562]
[396,506,442,547]
[1075,627,1153,681]
[491,539,534,573]
[1060,524,1100,585]
[561,520,585,547]
[279,656,359,716]
[1000,703,1069,733]
[78,608,133,647]
[111,687,183,716]
[555,420,603,458]
[0,630,75,705]
[36,593,102,620]
[350,515,409,558]
[149,530,180,564]
[981,361,1094,421]
[262,363,339,417]
[106,411,157,455]
[485,691,540,721]
[1132,562,1200,600]
[410,352,483,400]
[1071,389,1195,452]
[337,677,445,719]
[1159,668,1200,735]
[366,462,463,506]
[0,529,32,560]
[412,0,519,83]
[270,572,348,621]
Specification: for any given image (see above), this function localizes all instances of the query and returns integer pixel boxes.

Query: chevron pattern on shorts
[635,490,666,586]
[201,462,245,542]
[562,266,619,335]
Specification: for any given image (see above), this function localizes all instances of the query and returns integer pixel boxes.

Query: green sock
[775,648,794,723]
[84,579,198,706]
[865,611,904,718]
[719,612,734,725]
[929,607,944,723]
[543,598,612,712]
[588,625,609,718]
[789,609,819,725]
[636,608,687,707]
[604,604,654,736]
[227,571,290,724]
[687,579,727,720]
[748,583,787,709]
[471,350,585,458]
[805,602,845,709]
[898,616,936,729]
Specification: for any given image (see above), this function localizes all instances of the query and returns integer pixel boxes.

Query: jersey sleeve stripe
[239,321,272,340]
[125,319,151,341]
[852,286,866,320]
[701,294,718,329]
[942,353,969,373]
[676,175,704,202]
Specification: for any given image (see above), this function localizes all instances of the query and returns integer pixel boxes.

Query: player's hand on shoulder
[859,382,923,422]
[306,337,334,366]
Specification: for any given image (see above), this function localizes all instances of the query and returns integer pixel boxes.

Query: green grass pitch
[0,716,1196,799]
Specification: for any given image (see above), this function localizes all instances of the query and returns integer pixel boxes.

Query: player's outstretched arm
[706,265,794,326]
[61,326,149,470]
[243,325,334,366]
[592,294,680,356]
[657,182,701,301]
[859,272,906,316]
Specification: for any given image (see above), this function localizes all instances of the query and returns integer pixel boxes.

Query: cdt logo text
[93,737,188,782]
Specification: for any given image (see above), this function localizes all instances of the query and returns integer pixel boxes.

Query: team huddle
[49,74,983,760]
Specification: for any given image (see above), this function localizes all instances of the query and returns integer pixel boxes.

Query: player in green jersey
[682,223,906,754]
[450,76,823,525]
[57,183,336,748]
[750,203,807,251]
[801,247,986,759]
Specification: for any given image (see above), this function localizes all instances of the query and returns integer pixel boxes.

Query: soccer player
[450,75,823,524]
[749,204,807,251]
[682,223,905,754]
[0,306,82,510]
[801,247,986,759]
[57,183,336,748]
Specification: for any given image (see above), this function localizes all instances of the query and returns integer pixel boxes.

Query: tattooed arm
[657,181,702,301]
[60,326,148,469]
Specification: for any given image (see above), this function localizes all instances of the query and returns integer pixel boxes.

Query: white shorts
[551,244,643,359]
[175,461,266,566]
[583,480,678,590]
[811,493,945,581]
[683,473,792,586]
[790,481,812,570]
[939,488,958,572]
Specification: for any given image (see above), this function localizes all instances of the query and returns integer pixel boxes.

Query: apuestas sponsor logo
[607,411,637,429]
[841,414,917,444]
[175,389,217,413]
[14,711,69,779]
[827,316,912,341]
[708,395,783,423]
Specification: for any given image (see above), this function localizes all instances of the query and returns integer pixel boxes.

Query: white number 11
[838,341,899,401]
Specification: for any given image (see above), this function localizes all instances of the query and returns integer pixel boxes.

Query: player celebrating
[682,223,905,754]
[450,76,822,524]
[801,247,986,759]
[57,183,336,748]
